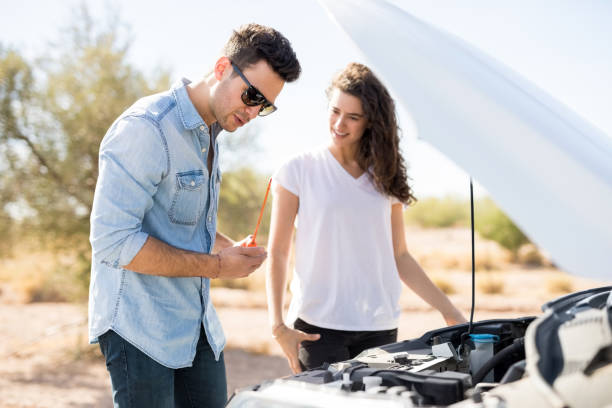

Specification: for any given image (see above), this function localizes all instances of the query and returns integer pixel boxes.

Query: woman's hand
[442,308,468,326]
[273,324,320,374]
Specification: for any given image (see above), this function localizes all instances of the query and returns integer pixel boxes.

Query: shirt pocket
[168,170,207,225]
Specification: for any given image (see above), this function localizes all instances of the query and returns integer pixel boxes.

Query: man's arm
[212,231,235,253]
[125,235,267,279]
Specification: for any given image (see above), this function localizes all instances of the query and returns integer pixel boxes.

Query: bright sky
[2,0,611,198]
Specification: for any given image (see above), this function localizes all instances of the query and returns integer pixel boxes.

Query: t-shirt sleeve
[390,195,408,211]
[272,155,301,196]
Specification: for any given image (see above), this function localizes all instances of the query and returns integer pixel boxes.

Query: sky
[1,0,611,198]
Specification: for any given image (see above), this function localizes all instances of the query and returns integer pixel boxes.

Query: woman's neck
[328,143,364,178]
[328,143,358,165]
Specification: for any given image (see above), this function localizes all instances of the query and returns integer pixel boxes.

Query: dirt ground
[2,270,608,407]
[1,227,609,407]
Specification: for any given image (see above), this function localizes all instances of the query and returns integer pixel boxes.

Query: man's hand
[234,235,255,248]
[273,324,320,374]
[215,245,266,279]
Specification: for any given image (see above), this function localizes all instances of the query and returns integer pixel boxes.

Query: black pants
[294,318,398,371]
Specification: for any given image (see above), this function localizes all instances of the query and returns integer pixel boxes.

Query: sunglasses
[231,62,277,116]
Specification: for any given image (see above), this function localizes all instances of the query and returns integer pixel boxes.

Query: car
[228,1,612,406]
[226,286,611,407]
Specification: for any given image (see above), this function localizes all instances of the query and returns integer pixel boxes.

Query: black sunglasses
[231,62,277,116]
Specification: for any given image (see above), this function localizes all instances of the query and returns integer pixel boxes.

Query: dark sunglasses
[231,62,277,116]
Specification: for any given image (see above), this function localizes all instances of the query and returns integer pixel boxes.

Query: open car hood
[318,0,612,280]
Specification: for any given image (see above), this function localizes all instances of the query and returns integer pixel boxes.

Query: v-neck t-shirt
[273,146,402,331]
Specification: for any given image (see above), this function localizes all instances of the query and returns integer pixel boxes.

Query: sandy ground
[2,269,608,407]
[0,301,292,408]
[1,226,609,407]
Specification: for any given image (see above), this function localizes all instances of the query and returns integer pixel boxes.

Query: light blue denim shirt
[88,78,225,368]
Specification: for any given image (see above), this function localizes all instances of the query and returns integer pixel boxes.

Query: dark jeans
[98,328,226,408]
[294,318,398,371]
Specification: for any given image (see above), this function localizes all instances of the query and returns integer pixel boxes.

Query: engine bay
[227,287,612,407]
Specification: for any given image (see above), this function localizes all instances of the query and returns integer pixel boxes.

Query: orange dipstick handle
[241,178,272,247]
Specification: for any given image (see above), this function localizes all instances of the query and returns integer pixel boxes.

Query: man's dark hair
[223,23,301,82]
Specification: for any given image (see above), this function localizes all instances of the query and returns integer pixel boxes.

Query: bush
[404,196,469,228]
[431,274,457,295]
[477,274,505,294]
[547,275,574,294]
[475,198,530,257]
[517,244,544,266]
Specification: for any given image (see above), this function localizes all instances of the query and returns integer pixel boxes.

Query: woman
[266,63,466,374]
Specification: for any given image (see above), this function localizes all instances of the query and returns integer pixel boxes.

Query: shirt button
[201,147,206,153]
[199,125,205,131]
[207,216,212,222]
[190,181,195,186]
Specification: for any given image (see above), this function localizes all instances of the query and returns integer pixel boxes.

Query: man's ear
[214,56,232,81]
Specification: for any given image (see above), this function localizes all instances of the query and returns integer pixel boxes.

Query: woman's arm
[391,204,467,326]
[265,184,320,373]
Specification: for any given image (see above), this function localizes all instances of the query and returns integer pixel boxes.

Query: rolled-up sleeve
[90,115,169,268]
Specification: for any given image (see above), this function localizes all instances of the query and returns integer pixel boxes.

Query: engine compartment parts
[226,287,612,407]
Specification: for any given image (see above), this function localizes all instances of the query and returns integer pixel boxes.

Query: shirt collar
[172,78,207,131]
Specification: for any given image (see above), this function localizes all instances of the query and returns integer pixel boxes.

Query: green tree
[0,6,170,295]
[0,45,34,255]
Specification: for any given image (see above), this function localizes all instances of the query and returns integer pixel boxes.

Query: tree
[0,45,34,255]
[0,5,170,292]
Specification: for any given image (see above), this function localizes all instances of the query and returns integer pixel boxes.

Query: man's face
[211,59,285,132]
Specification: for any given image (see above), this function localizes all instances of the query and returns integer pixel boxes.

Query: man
[89,24,301,407]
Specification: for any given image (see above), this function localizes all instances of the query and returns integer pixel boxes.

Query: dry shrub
[517,244,543,266]
[440,256,460,270]
[547,275,574,294]
[431,274,456,295]
[475,253,495,271]
[451,252,505,271]
[15,275,69,303]
[477,274,505,294]
[0,251,77,303]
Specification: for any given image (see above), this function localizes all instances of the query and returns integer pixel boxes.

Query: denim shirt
[88,78,225,368]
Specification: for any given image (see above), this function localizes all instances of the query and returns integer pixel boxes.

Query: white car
[227,286,611,407]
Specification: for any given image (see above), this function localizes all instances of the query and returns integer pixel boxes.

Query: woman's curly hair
[327,63,415,204]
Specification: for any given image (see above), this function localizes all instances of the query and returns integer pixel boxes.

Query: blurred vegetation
[0,6,541,302]
[217,167,272,244]
[477,274,505,295]
[474,198,530,258]
[547,274,574,294]
[405,196,532,257]
[0,6,170,299]
[404,196,469,228]
[0,5,271,301]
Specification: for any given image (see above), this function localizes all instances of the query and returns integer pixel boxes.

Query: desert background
[2,3,611,407]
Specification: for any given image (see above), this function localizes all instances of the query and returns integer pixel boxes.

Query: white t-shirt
[273,146,402,331]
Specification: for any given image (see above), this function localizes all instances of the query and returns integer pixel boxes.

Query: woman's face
[328,88,368,150]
